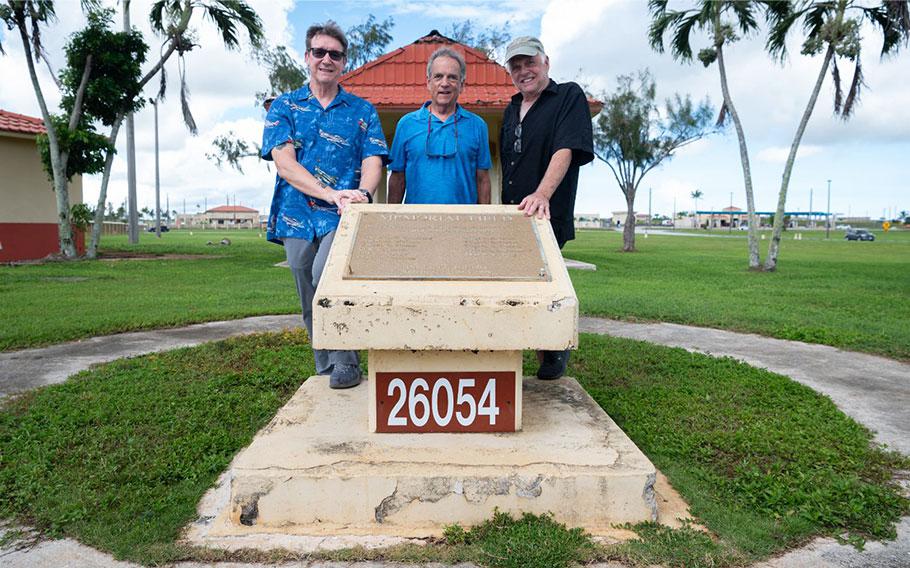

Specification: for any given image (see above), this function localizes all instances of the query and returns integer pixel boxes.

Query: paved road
[1,315,908,568]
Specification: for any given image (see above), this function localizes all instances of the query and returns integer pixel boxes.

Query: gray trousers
[284,233,358,374]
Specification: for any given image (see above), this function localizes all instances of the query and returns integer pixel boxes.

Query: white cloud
[539,0,909,218]
[382,0,548,26]
[756,145,823,164]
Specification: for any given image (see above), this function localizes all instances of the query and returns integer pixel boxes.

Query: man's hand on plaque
[332,189,368,214]
[518,192,550,220]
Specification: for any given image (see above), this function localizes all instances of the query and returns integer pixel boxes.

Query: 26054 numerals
[375,372,516,433]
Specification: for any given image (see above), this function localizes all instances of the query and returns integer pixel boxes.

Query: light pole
[124,0,139,244]
[151,97,161,238]
[809,187,814,228]
[729,191,733,233]
[647,187,652,236]
[826,179,831,239]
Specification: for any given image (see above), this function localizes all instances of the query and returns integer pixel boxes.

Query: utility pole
[672,193,677,230]
[809,187,814,228]
[124,0,139,244]
[826,179,831,239]
[151,98,161,238]
[647,187,652,236]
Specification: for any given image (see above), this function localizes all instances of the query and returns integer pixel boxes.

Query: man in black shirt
[501,36,594,380]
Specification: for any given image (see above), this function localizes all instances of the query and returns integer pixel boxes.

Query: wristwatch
[358,189,373,203]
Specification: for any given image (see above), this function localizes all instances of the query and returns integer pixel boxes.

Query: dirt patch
[97,252,221,261]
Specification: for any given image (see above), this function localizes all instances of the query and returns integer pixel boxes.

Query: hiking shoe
[329,364,362,389]
[536,349,569,380]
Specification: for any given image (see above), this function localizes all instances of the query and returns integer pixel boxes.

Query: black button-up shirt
[501,79,594,245]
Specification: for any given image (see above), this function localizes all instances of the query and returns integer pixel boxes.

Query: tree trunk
[764,43,840,270]
[89,2,194,255]
[715,26,759,269]
[16,18,76,257]
[87,118,124,258]
[623,187,636,252]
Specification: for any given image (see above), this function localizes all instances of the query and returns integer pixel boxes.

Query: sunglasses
[308,47,345,62]
[426,114,458,158]
[513,122,522,154]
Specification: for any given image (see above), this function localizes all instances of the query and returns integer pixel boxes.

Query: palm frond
[157,50,168,100]
[672,12,705,60]
[764,2,802,61]
[178,55,197,135]
[649,6,687,53]
[860,3,910,56]
[802,2,832,40]
[727,0,759,34]
[841,56,865,119]
[149,0,180,35]
[204,0,264,50]
[831,56,842,114]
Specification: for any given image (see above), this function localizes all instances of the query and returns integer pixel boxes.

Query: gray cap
[504,36,545,63]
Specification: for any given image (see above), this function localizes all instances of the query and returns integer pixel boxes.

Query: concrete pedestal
[207,376,657,538]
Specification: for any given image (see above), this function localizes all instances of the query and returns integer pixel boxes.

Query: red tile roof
[0,109,46,135]
[341,31,516,111]
[341,31,602,114]
[207,205,258,213]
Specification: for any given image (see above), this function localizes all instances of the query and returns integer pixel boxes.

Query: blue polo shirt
[388,102,491,204]
[261,85,388,244]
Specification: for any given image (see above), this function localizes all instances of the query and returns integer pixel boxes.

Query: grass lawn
[2,228,908,359]
[566,228,910,360]
[1,331,906,566]
[0,230,298,351]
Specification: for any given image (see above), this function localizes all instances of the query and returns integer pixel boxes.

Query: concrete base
[200,375,657,539]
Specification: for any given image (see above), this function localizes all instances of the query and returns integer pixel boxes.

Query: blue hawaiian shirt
[261,85,388,244]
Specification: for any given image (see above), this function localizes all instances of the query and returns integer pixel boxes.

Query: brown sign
[375,372,516,433]
[345,212,549,281]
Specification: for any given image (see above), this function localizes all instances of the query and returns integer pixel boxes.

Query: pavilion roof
[341,31,519,112]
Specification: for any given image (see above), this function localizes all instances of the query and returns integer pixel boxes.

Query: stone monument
[201,204,658,539]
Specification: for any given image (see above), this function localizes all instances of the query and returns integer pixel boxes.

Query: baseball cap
[504,36,545,63]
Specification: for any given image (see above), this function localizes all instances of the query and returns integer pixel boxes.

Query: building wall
[0,134,83,223]
[0,133,84,261]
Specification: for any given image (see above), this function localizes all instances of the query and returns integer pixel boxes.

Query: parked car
[845,228,874,241]
[147,225,170,233]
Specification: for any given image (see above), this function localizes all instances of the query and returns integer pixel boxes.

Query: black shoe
[329,364,362,389]
[537,350,569,380]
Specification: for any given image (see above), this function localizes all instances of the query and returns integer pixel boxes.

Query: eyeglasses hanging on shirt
[425,113,458,158]
[513,121,522,154]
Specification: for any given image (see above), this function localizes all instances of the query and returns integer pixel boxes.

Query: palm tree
[761,0,910,270]
[86,0,264,257]
[649,0,769,269]
[2,0,263,258]
[690,190,703,228]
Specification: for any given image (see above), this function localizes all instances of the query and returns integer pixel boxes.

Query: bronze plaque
[375,371,517,433]
[345,212,549,281]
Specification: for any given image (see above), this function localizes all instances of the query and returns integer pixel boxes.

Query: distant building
[0,109,84,261]
[176,205,260,229]
[574,213,607,229]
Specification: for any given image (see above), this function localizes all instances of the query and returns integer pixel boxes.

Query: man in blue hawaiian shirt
[387,47,491,204]
[261,21,388,389]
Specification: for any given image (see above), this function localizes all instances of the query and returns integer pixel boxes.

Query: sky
[1,0,907,220]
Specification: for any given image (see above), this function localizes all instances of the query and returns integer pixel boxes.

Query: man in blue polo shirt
[388,47,491,204]
[261,21,388,390]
